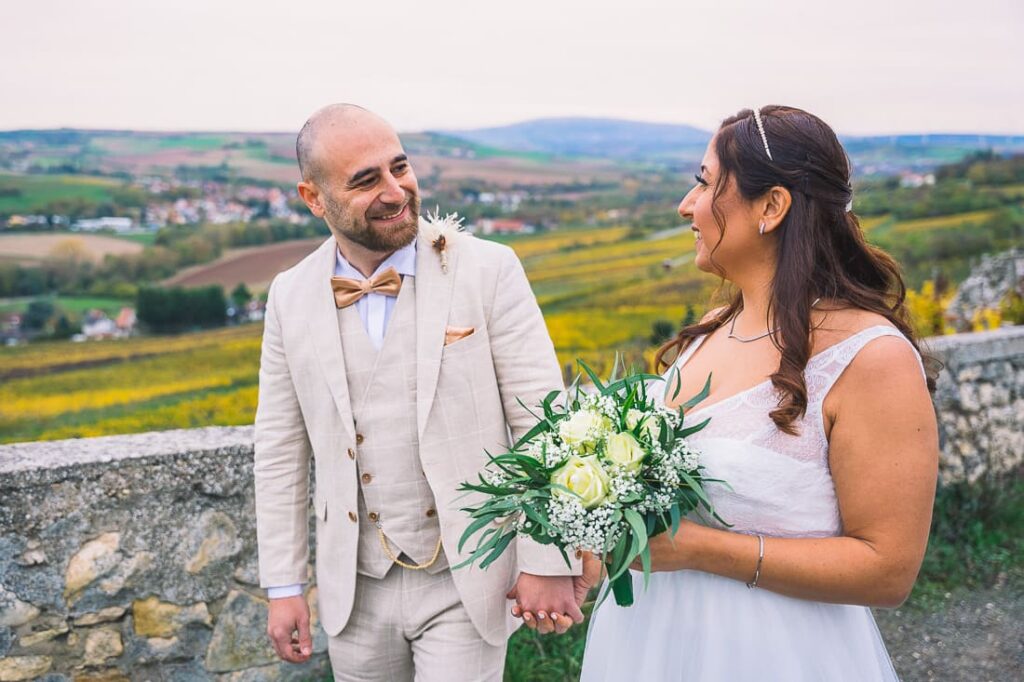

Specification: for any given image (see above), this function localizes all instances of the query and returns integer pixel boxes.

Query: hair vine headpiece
[752,107,773,161]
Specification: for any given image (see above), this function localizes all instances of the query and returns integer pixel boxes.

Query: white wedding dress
[581,325,918,681]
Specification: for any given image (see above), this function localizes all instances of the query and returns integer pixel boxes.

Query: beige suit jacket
[254,229,578,646]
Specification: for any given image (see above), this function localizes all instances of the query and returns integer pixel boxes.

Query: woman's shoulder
[813,306,925,391]
[810,306,899,354]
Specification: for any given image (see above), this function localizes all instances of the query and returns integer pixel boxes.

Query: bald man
[253,105,582,681]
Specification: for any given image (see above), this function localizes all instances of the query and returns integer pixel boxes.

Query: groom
[254,104,582,680]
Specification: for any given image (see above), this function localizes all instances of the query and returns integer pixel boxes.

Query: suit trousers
[327,564,506,682]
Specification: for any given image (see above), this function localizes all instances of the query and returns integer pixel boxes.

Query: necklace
[727,297,822,343]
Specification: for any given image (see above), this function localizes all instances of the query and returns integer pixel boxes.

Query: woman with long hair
[577,106,939,680]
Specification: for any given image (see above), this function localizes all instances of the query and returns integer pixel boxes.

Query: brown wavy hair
[655,105,936,435]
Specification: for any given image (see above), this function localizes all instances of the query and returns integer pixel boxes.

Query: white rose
[625,409,644,430]
[626,409,663,443]
[551,455,611,509]
[558,410,611,450]
[605,432,646,472]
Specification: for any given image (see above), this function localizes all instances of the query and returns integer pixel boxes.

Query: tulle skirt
[581,569,899,681]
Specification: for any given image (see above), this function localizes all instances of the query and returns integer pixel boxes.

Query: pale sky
[1,0,1021,135]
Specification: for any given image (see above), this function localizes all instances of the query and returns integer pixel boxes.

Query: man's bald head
[296,104,395,185]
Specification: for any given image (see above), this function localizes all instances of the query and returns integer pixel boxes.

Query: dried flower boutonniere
[421,208,465,274]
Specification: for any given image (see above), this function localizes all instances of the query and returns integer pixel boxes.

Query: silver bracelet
[746,534,765,589]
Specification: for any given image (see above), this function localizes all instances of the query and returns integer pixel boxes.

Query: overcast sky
[1,0,1021,135]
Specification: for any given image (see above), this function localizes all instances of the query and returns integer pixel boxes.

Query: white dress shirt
[267,239,416,599]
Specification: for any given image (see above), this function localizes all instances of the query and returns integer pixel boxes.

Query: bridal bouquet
[455,360,724,606]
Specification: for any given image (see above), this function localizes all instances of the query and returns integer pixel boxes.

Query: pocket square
[444,325,475,346]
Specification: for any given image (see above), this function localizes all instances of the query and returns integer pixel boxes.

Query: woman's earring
[758,221,766,236]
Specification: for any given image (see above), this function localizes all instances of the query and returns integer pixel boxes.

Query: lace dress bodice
[662,325,923,539]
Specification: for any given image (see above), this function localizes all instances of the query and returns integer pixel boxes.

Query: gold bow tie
[331,267,403,308]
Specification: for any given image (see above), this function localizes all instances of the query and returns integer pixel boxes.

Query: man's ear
[297,181,325,218]
[760,185,792,235]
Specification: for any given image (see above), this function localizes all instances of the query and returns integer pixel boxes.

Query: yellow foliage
[890,210,996,235]
[971,308,1003,332]
[31,386,258,442]
[905,281,956,337]
[0,324,260,376]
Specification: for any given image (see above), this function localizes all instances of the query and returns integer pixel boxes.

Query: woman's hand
[630,519,704,572]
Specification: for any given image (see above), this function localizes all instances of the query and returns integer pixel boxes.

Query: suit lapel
[306,237,356,441]
[415,230,458,439]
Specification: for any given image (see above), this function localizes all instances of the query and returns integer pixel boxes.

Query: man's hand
[506,573,583,635]
[267,595,312,663]
[574,551,604,606]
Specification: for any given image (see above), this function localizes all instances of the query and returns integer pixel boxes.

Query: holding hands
[508,556,604,635]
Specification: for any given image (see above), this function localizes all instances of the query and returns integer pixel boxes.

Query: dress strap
[809,325,925,405]
[673,334,707,370]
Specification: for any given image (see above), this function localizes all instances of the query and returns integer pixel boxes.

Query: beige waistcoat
[337,278,447,578]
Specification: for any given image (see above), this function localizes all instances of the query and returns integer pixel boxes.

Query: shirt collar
[334,239,417,279]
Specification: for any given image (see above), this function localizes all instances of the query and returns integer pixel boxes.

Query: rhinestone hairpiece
[752,107,773,160]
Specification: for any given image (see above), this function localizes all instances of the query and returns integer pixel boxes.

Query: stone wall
[926,325,1024,483]
[0,427,329,681]
[1,326,1022,679]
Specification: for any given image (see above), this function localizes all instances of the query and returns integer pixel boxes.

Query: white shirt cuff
[267,583,305,599]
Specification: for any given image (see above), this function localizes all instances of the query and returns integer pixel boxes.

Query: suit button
[347,448,356,460]
[369,512,379,522]
[425,508,436,518]
[356,434,365,444]
[348,511,357,523]
[361,473,373,484]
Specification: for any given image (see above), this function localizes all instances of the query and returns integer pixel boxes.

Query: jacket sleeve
[486,246,580,577]
[254,278,314,588]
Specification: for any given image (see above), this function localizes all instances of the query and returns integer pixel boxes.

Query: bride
[521,106,939,680]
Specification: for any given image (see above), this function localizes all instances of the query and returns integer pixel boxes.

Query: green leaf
[681,372,713,412]
[515,395,546,424]
[669,503,682,536]
[609,351,624,383]
[639,545,652,590]
[624,508,649,558]
[604,374,663,394]
[576,359,606,393]
[452,526,502,569]
[679,417,711,438]
[458,514,499,553]
[512,418,553,451]
[679,469,713,510]
[665,364,683,403]
[479,530,516,569]
[521,504,555,535]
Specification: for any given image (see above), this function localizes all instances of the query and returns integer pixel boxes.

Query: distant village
[1,177,536,236]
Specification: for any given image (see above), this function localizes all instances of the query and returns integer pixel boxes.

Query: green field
[112,232,158,246]
[0,173,121,214]
[0,295,130,317]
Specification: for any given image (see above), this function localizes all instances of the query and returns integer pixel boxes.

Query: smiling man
[253,104,581,681]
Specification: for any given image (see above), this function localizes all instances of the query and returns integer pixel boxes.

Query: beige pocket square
[444,325,475,346]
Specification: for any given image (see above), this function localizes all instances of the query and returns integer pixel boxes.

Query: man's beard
[323,191,420,253]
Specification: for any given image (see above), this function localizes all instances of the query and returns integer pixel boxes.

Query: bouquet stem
[611,572,634,607]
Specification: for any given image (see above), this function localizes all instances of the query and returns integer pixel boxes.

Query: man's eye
[393,163,409,174]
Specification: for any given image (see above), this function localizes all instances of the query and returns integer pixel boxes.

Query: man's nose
[379,173,406,204]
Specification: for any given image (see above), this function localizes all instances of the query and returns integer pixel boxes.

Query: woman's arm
[642,335,938,607]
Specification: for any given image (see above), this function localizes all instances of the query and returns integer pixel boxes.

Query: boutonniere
[421,208,465,274]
